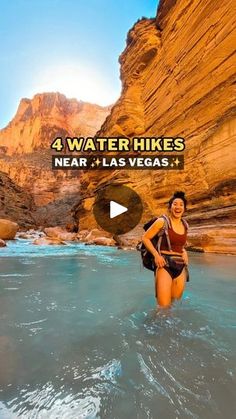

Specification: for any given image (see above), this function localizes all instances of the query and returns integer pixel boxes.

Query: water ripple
[4,383,101,418]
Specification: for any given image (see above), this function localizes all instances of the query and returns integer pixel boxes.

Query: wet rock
[186,246,204,253]
[44,226,77,241]
[76,229,90,241]
[187,226,236,254]
[83,228,113,242]
[17,232,30,239]
[86,237,116,246]
[0,219,18,239]
[33,237,66,245]
[113,225,143,248]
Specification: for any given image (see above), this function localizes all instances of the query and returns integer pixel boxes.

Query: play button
[93,184,143,235]
[110,201,127,218]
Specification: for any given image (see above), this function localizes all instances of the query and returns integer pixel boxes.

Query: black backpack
[137,215,188,271]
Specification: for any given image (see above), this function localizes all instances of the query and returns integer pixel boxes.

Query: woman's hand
[182,249,188,265]
[154,253,166,268]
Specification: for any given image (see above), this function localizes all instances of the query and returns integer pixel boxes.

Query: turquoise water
[0,240,236,419]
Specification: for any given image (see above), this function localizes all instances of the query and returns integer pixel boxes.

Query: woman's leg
[171,268,187,300]
[155,268,172,308]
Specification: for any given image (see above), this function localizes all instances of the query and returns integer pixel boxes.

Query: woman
[142,191,189,308]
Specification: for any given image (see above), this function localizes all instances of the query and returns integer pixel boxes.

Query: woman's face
[170,198,185,218]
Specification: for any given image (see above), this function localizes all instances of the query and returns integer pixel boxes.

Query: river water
[0,240,235,418]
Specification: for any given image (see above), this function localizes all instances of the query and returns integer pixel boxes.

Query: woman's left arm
[182,248,188,265]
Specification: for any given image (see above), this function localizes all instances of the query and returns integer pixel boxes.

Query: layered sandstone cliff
[0,92,111,155]
[0,171,35,228]
[0,93,111,226]
[73,0,236,253]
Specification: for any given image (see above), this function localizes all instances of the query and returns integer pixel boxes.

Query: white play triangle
[110,200,128,219]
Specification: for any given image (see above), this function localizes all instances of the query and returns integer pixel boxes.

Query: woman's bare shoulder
[143,217,165,238]
[152,217,165,228]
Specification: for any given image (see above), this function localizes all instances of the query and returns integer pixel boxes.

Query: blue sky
[0,0,159,127]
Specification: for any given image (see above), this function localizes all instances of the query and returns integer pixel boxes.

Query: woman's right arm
[142,218,166,268]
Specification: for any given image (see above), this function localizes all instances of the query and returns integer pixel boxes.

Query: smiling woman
[142,191,189,308]
[32,64,117,106]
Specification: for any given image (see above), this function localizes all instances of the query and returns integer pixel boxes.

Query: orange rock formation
[0,93,111,226]
[0,171,35,228]
[0,92,111,155]
[73,0,236,253]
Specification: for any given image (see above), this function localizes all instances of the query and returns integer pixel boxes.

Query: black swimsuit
[160,253,188,280]
[154,254,189,298]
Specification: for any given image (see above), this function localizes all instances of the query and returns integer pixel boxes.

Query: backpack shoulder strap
[161,214,171,229]
[182,217,189,231]
[156,214,172,253]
